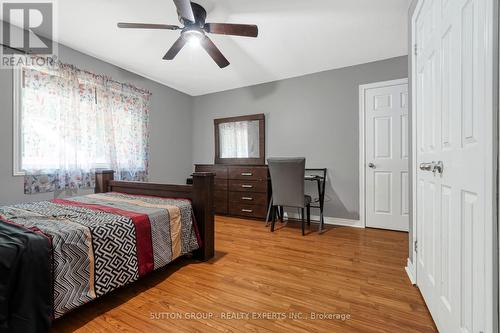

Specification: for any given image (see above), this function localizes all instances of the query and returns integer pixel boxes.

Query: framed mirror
[214,114,265,165]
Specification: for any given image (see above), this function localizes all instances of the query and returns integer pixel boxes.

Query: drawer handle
[241,197,254,201]
[241,184,253,188]
[242,209,253,213]
[241,172,253,176]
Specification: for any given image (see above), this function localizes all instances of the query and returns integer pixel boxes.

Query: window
[14,64,150,193]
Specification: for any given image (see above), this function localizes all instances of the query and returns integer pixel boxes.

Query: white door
[363,80,409,231]
[414,0,494,332]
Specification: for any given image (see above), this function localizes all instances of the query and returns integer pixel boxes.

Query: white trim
[405,258,416,285]
[409,0,424,287]
[359,84,365,228]
[483,0,496,331]
[358,78,408,229]
[284,212,363,228]
[323,217,363,228]
[12,68,24,177]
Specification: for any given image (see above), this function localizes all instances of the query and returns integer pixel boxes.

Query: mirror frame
[214,113,265,165]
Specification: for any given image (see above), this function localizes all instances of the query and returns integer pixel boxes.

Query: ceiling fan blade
[117,23,180,30]
[201,36,230,68]
[163,36,187,60]
[204,23,258,37]
[173,0,196,23]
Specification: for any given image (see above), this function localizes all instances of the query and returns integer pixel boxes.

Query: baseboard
[284,212,363,228]
[405,258,416,285]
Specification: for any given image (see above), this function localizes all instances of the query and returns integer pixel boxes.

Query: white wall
[192,56,408,220]
[0,43,193,205]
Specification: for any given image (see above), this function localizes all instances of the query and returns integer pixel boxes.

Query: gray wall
[0,41,409,223]
[192,56,408,220]
[0,43,193,205]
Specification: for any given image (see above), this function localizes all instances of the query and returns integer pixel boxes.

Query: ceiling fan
[117,0,258,68]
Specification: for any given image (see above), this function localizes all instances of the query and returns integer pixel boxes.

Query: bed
[0,171,214,333]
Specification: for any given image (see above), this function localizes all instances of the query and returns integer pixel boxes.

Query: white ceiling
[54,0,410,96]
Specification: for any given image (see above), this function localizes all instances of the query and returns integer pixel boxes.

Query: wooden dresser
[194,164,270,220]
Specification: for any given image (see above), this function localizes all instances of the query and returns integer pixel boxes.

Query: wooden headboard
[95,170,215,261]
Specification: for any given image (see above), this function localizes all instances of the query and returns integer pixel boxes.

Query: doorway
[359,78,409,231]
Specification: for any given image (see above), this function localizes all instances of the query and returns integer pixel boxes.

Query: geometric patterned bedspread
[0,192,200,319]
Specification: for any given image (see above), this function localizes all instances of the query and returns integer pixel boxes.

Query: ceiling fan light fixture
[182,28,204,46]
[117,1,258,68]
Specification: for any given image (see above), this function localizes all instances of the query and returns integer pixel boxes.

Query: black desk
[305,168,327,233]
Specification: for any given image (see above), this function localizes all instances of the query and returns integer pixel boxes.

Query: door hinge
[414,240,418,253]
[414,44,418,56]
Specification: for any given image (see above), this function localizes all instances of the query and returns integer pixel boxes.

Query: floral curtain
[22,63,151,194]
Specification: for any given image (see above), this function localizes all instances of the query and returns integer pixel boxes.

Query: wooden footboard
[95,170,215,261]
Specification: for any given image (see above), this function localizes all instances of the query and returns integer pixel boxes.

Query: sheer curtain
[22,64,150,194]
[219,121,260,158]
[98,80,149,181]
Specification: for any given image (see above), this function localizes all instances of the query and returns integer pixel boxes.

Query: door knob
[368,163,376,169]
[433,161,444,175]
[420,162,434,171]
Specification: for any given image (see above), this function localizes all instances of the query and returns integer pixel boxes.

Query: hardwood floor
[51,216,437,333]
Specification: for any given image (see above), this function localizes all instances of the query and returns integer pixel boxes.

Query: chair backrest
[267,157,306,208]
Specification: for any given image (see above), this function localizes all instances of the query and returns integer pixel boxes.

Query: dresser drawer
[229,203,267,219]
[214,178,228,191]
[195,165,228,179]
[229,191,268,206]
[194,164,270,220]
[229,180,267,193]
[228,166,268,181]
[214,190,228,214]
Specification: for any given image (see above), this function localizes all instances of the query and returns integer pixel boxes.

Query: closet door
[413,0,494,332]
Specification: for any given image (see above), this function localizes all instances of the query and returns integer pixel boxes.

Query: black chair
[267,158,311,236]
